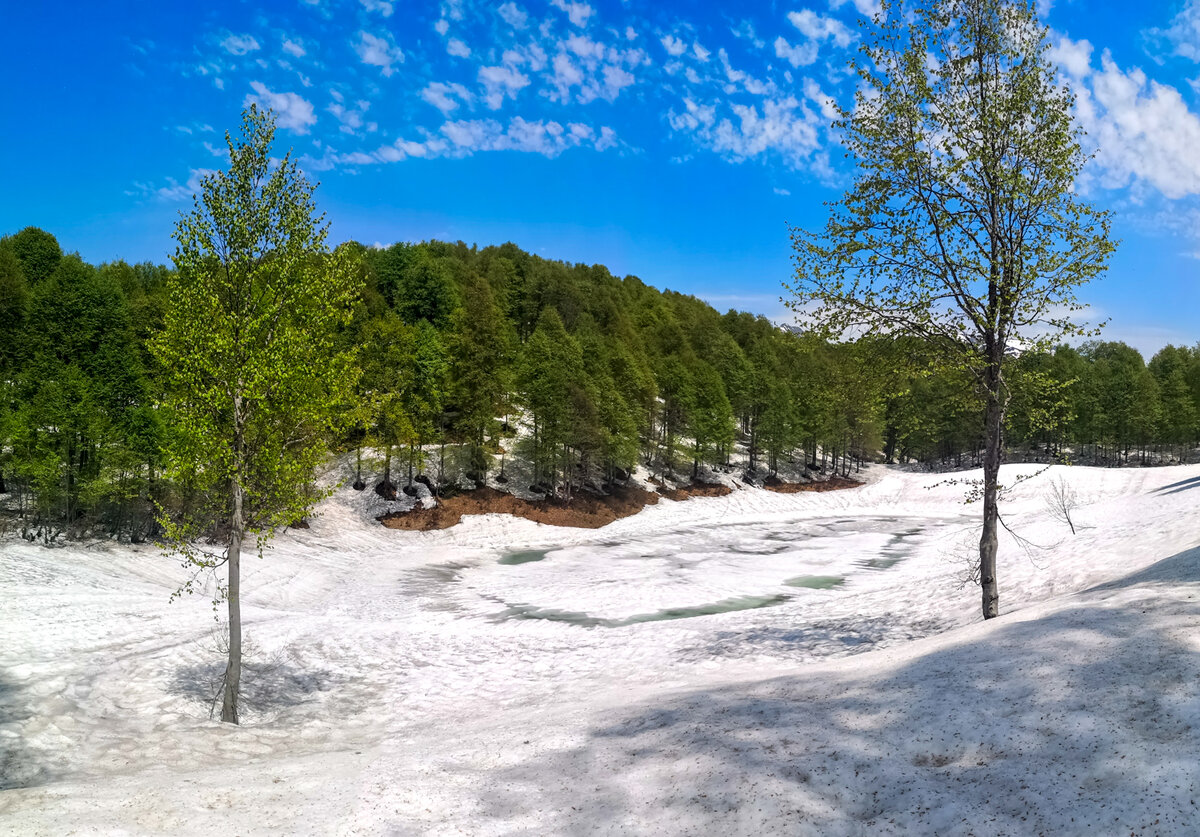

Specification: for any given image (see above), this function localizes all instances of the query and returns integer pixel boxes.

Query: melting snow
[2,463,1200,834]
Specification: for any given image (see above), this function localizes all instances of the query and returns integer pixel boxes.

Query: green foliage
[518,308,583,486]
[7,227,62,286]
[786,0,1116,618]
[449,273,515,478]
[152,105,363,564]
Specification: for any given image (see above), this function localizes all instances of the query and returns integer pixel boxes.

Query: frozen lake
[6,463,1198,834]
[471,517,940,632]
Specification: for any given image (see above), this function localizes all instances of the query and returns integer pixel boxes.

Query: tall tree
[152,106,362,724]
[0,244,28,494]
[7,227,62,286]
[787,0,1114,618]
[449,273,515,482]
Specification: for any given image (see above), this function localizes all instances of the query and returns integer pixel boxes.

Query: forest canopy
[0,224,1193,543]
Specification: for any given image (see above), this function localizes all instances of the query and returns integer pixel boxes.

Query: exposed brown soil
[659,482,733,501]
[379,474,858,531]
[762,475,863,494]
[379,483,665,531]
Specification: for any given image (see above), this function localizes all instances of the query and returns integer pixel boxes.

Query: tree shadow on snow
[0,671,52,790]
[1150,475,1200,496]
[166,656,342,720]
[461,549,1200,835]
[1088,543,1200,591]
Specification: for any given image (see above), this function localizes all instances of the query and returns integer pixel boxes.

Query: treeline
[1,225,1197,542]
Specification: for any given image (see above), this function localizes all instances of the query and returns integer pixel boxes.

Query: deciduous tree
[152,106,362,723]
[788,0,1114,618]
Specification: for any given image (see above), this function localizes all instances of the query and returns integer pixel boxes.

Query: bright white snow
[2,463,1200,834]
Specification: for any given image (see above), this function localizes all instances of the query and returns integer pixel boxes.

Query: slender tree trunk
[979,363,1003,620]
[222,397,246,725]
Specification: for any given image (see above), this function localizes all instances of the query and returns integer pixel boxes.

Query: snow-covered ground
[3,464,1200,834]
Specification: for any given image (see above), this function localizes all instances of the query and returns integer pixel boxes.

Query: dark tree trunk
[979,360,1004,620]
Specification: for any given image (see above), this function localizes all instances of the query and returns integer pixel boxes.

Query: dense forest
[0,224,1195,542]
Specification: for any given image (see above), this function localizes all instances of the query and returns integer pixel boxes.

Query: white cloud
[497,2,528,29]
[551,0,593,28]
[787,10,855,49]
[328,98,370,134]
[479,63,531,109]
[828,0,882,18]
[128,168,220,202]
[360,0,393,16]
[1148,0,1200,62]
[360,117,618,163]
[447,37,471,58]
[439,116,613,156]
[1064,40,1200,200]
[661,34,686,57]
[244,81,317,134]
[667,98,717,132]
[595,125,617,150]
[718,49,773,96]
[803,78,839,122]
[773,187,792,196]
[282,38,306,58]
[354,30,404,76]
[421,81,474,114]
[1048,35,1092,79]
[692,41,710,62]
[550,52,584,99]
[774,36,818,68]
[221,33,261,56]
[545,35,645,104]
[730,20,765,49]
[671,93,831,175]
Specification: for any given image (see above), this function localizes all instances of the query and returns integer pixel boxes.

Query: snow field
[2,463,1200,834]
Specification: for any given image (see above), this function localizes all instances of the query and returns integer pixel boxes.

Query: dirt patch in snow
[379,483,670,531]
[658,482,733,501]
[378,480,733,531]
[762,475,863,494]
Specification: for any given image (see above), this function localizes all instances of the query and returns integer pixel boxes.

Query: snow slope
[2,464,1200,835]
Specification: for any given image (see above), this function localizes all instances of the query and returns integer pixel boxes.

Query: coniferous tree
[450,274,515,483]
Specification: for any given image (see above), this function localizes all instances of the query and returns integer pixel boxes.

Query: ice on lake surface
[784,575,846,588]
[487,516,930,629]
[497,549,552,565]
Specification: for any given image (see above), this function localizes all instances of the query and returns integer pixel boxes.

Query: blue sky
[2,0,1200,358]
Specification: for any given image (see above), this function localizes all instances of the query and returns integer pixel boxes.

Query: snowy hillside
[2,463,1200,834]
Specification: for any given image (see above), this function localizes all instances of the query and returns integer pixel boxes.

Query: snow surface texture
[3,464,1200,834]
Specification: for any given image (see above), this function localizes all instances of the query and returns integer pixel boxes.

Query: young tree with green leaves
[788,0,1114,618]
[152,106,362,724]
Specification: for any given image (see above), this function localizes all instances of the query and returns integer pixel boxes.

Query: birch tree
[153,106,361,723]
[787,0,1114,618]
